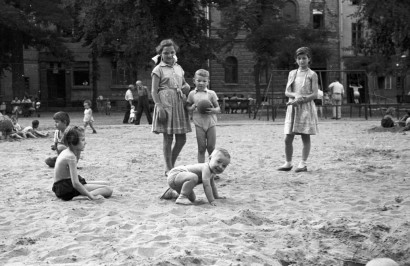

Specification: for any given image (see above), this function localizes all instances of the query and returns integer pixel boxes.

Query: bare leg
[163,134,173,173]
[195,126,207,163]
[26,132,37,138]
[174,172,198,205]
[171,134,186,167]
[84,184,113,198]
[206,126,216,158]
[89,122,97,133]
[283,134,294,166]
[300,134,311,167]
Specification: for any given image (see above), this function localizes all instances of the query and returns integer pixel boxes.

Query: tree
[68,0,214,107]
[214,0,331,106]
[0,0,72,98]
[356,0,410,57]
[354,0,410,74]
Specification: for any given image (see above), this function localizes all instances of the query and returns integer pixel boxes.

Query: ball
[196,99,212,114]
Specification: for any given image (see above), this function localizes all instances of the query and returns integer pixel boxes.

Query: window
[73,62,90,86]
[351,0,361,5]
[111,60,130,85]
[377,76,392,90]
[224,56,238,84]
[283,1,297,22]
[352,22,363,50]
[312,9,324,29]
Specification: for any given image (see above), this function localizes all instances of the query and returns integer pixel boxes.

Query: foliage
[355,0,410,57]
[69,0,213,79]
[214,0,331,105]
[0,0,73,75]
[353,0,410,74]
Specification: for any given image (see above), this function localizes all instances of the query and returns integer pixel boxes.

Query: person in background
[134,80,152,125]
[328,78,344,120]
[123,84,135,124]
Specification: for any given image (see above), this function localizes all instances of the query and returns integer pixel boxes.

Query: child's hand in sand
[90,195,105,201]
[210,201,217,206]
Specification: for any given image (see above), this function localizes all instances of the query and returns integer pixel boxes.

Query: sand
[0,112,409,266]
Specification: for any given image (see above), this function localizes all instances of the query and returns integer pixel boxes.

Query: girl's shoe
[295,166,307,173]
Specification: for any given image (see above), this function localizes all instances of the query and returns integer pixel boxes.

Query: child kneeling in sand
[160,148,230,206]
[52,126,113,201]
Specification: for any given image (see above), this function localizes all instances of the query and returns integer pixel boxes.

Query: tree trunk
[11,31,25,98]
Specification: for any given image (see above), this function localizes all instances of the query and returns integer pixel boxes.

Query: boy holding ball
[187,69,221,163]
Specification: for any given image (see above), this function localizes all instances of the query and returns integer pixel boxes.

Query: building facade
[1,0,408,109]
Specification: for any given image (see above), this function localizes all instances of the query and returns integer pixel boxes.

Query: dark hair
[295,47,311,58]
[53,111,70,126]
[155,39,179,54]
[32,120,39,128]
[84,99,92,107]
[64,126,85,147]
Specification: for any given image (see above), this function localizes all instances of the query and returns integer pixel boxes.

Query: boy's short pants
[52,175,87,201]
[167,167,189,191]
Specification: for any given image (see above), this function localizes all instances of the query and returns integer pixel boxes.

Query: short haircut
[195,69,210,79]
[64,126,85,147]
[84,99,92,106]
[53,111,70,126]
[385,107,395,116]
[156,39,179,54]
[212,147,231,159]
[32,120,39,128]
[295,47,311,58]
[11,115,17,121]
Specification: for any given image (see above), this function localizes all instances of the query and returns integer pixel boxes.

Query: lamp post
[395,54,407,103]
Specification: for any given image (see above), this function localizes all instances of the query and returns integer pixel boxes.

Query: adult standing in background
[134,80,152,125]
[328,78,344,120]
[123,84,135,124]
[151,39,192,176]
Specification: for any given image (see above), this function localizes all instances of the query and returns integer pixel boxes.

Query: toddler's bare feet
[176,194,192,205]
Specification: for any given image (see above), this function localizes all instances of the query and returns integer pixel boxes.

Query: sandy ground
[0,111,409,266]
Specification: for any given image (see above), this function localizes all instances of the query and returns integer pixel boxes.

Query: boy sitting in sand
[381,107,396,128]
[22,119,49,138]
[45,112,70,167]
[52,126,113,201]
[160,148,230,206]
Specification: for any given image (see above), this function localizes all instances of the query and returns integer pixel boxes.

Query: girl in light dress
[278,47,319,173]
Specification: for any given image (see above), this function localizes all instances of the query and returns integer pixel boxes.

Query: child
[381,107,395,128]
[52,126,113,201]
[10,115,26,139]
[105,98,111,116]
[45,111,70,168]
[278,47,318,173]
[128,105,136,123]
[83,99,97,134]
[398,109,410,127]
[186,69,221,163]
[160,148,230,206]
[22,119,49,138]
